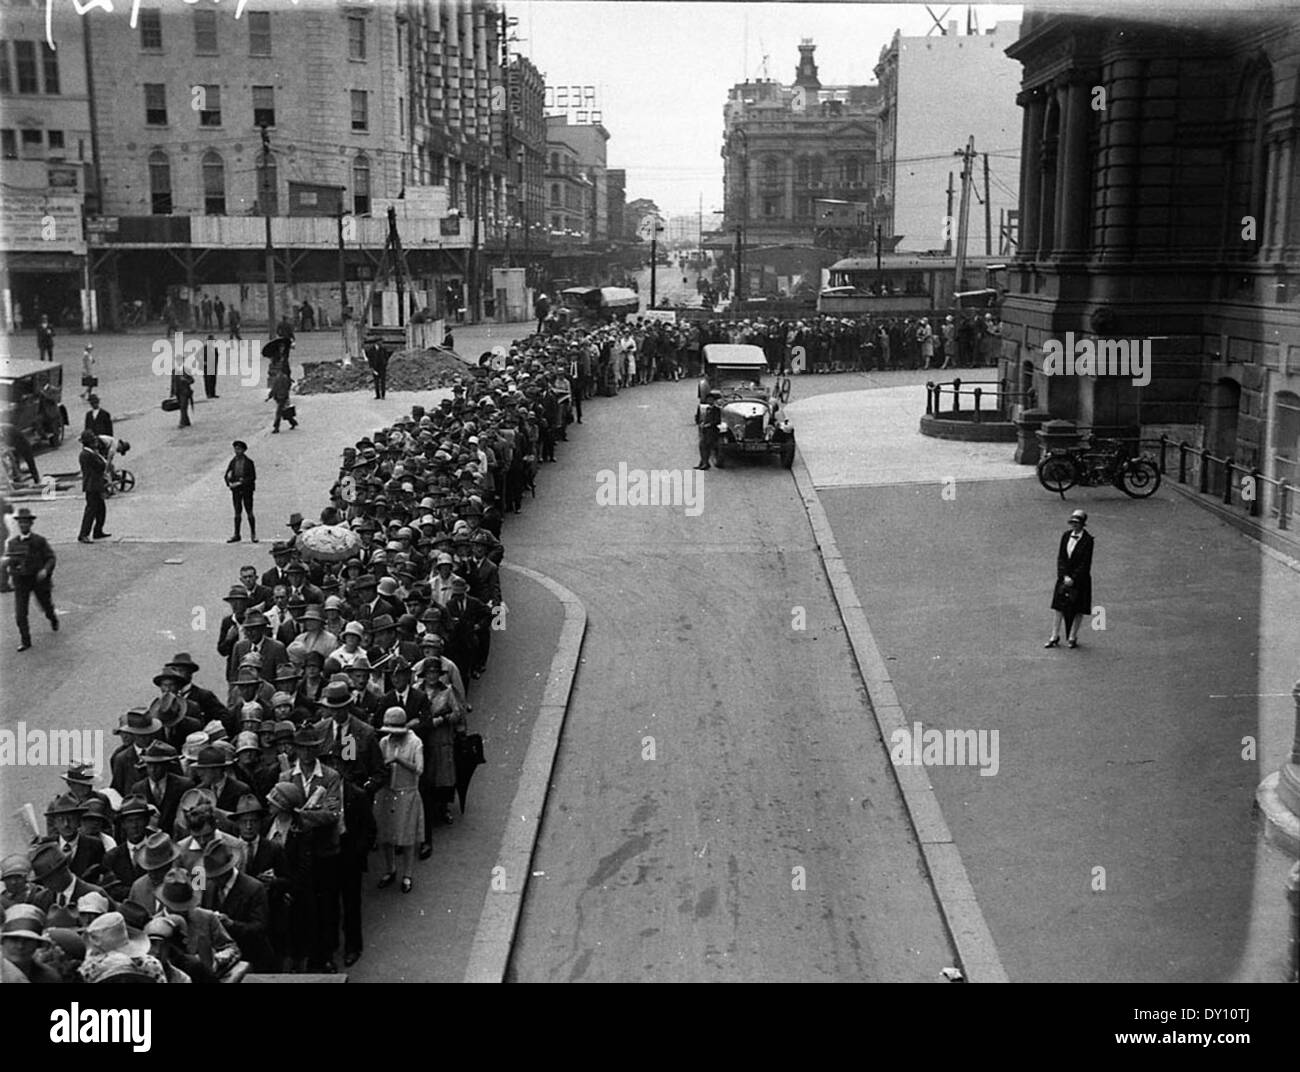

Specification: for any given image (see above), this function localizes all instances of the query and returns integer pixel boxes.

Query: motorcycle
[1037,438,1161,499]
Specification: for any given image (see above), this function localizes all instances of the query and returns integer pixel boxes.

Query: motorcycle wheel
[1037,456,1078,495]
[1119,458,1161,498]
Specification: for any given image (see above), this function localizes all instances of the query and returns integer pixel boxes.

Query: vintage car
[697,344,795,469]
[1,357,66,450]
[558,286,640,325]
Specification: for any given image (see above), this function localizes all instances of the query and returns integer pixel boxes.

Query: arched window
[148,150,171,215]
[1242,66,1274,252]
[353,154,371,215]
[201,150,225,215]
[550,183,560,207]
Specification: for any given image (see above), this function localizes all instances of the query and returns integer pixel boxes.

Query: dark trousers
[79,491,107,539]
[373,370,387,399]
[338,847,364,956]
[39,343,53,362]
[13,576,56,644]
[273,399,296,431]
[178,395,192,427]
[310,853,341,968]
[698,429,717,467]
[11,436,38,482]
[203,373,218,398]
[231,486,256,538]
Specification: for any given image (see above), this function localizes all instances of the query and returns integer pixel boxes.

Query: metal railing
[924,377,1035,422]
[1158,435,1298,531]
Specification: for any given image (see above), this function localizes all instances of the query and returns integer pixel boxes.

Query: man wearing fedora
[284,559,325,608]
[77,429,111,543]
[176,795,247,874]
[261,541,295,591]
[152,690,204,754]
[60,762,112,813]
[163,652,229,726]
[201,840,276,973]
[231,609,289,686]
[218,583,253,682]
[313,681,383,791]
[190,744,253,814]
[281,723,344,972]
[44,794,107,881]
[100,796,153,902]
[130,741,194,835]
[125,831,180,913]
[106,707,160,795]
[4,505,58,652]
[26,841,111,915]
[155,865,239,982]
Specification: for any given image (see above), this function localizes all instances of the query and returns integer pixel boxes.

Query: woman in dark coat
[1046,508,1094,649]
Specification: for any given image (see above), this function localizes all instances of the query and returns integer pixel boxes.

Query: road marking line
[462,562,587,984]
[790,449,1009,984]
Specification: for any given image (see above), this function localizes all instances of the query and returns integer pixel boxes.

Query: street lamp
[730,127,748,314]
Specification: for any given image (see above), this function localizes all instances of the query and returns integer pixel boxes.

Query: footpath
[786,381,1299,983]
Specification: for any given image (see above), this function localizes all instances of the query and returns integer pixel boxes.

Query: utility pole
[944,170,955,256]
[649,216,664,307]
[260,123,276,330]
[953,136,975,293]
[732,127,748,313]
[876,222,883,292]
[983,152,992,257]
[336,199,348,352]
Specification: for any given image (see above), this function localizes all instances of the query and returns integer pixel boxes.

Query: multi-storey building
[505,54,547,261]
[543,126,593,246]
[874,20,1022,254]
[606,168,627,241]
[546,114,608,243]
[83,0,510,328]
[1000,7,1300,508]
[0,1,94,331]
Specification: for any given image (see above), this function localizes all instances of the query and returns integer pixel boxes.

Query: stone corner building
[1000,6,1300,501]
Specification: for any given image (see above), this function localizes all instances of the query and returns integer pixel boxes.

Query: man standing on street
[695,389,721,470]
[214,295,226,331]
[225,441,258,544]
[77,430,110,544]
[203,334,221,399]
[174,365,195,427]
[3,506,58,652]
[364,338,389,400]
[84,394,113,437]
[534,291,550,334]
[268,366,297,433]
[228,306,242,342]
[36,315,54,362]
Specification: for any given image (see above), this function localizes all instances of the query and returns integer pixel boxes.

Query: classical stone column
[1036,91,1060,260]
[1017,87,1045,260]
[1055,73,1095,257]
[1099,57,1143,263]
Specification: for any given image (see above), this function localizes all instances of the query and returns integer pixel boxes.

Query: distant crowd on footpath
[0,323,626,983]
[535,309,1003,388]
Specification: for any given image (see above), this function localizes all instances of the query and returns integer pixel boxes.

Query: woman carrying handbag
[1045,509,1094,649]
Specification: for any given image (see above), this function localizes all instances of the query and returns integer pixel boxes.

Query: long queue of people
[545,310,1003,388]
[0,329,603,985]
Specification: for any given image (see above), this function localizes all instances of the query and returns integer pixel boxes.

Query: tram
[817,254,1004,316]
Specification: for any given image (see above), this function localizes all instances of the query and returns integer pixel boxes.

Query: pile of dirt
[298,347,478,394]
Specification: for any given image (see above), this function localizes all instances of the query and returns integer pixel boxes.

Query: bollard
[973,387,982,423]
[952,378,962,413]
[925,382,934,415]
[1223,457,1235,505]
[1179,441,1188,483]
[1250,468,1262,518]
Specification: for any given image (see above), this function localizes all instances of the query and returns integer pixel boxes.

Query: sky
[523,2,1025,218]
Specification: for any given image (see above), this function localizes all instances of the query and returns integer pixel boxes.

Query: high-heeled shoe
[1067,638,1078,648]
[377,872,396,889]
[401,877,413,894]
[1044,637,1060,648]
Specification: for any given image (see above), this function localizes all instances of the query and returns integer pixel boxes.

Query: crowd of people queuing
[541,308,1004,389]
[1,327,604,984]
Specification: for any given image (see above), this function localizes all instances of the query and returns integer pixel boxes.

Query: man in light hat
[4,504,59,652]
[129,741,193,835]
[2,904,59,983]
[201,839,275,972]
[143,914,192,983]
[61,761,112,812]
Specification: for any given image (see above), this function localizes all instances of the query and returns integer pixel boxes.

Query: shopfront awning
[2,251,86,274]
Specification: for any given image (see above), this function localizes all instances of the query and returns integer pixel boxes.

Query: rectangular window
[14,41,38,94]
[47,130,65,153]
[1,130,16,159]
[145,83,167,125]
[41,43,59,94]
[194,9,218,54]
[248,11,271,56]
[348,17,366,60]
[21,129,44,158]
[0,43,11,94]
[140,9,162,50]
[198,85,221,126]
[351,90,368,131]
[253,85,275,128]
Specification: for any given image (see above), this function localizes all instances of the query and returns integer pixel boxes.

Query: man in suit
[100,795,152,903]
[43,794,106,882]
[131,742,194,835]
[281,724,344,971]
[231,610,289,685]
[238,567,274,612]
[313,681,383,791]
[377,658,431,731]
[26,841,111,915]
[156,866,238,982]
[83,395,113,436]
[165,651,229,726]
[152,691,203,754]
[218,584,253,682]
[201,840,275,972]
[191,746,253,814]
[224,440,258,543]
[3,506,59,652]
[76,430,110,543]
[284,561,325,607]
[108,708,162,795]
[261,542,294,591]
[231,794,290,965]
[319,751,374,968]
[444,576,490,684]
[1047,508,1095,649]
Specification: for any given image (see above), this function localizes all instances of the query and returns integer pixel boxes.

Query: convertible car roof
[703,344,767,367]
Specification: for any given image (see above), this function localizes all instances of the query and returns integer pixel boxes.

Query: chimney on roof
[795,39,821,89]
